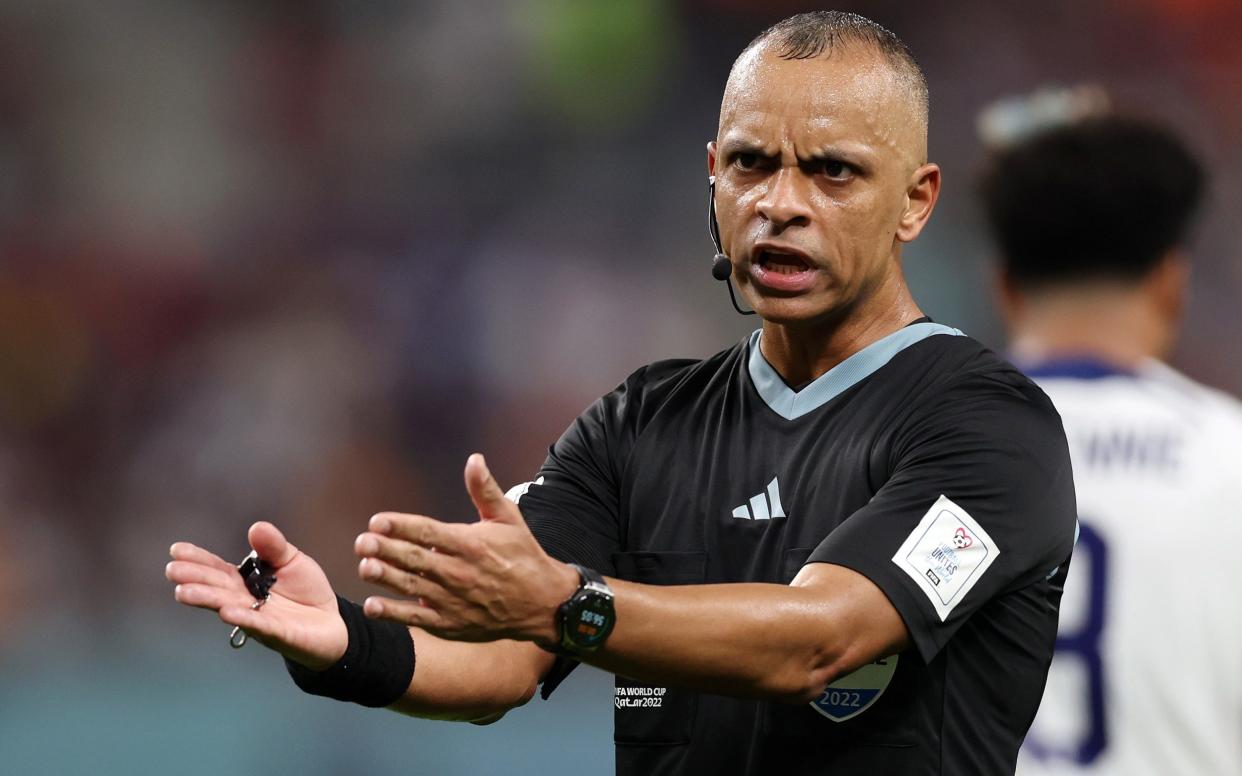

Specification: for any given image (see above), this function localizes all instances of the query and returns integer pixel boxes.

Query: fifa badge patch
[892,494,999,621]
[810,655,899,722]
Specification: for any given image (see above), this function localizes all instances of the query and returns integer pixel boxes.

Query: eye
[818,159,853,180]
[734,153,761,171]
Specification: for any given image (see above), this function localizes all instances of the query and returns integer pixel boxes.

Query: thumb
[464,453,522,524]
[248,521,300,568]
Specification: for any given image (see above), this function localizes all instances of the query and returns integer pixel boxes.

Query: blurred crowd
[0,1,1238,773]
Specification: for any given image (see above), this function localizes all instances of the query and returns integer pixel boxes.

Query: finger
[464,453,521,524]
[218,603,273,633]
[365,514,473,556]
[356,535,476,591]
[169,542,235,575]
[248,521,300,568]
[174,583,251,612]
[166,560,240,590]
[363,595,444,630]
[356,533,433,572]
[358,557,453,602]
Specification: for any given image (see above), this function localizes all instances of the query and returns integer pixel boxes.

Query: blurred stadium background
[0,1,1238,773]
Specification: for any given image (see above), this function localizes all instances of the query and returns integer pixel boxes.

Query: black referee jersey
[519,322,1078,776]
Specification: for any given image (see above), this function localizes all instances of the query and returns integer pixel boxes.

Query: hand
[354,454,578,644]
[166,522,349,670]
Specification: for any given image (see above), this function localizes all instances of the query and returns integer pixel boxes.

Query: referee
[167,12,1077,775]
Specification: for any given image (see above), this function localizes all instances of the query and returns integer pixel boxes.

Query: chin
[749,294,850,328]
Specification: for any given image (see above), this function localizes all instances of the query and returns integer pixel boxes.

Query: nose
[755,168,813,232]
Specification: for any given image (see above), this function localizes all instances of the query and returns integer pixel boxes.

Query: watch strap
[541,563,614,657]
[572,563,604,588]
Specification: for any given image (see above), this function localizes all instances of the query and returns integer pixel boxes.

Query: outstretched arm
[388,633,553,722]
[166,522,551,722]
[356,455,910,705]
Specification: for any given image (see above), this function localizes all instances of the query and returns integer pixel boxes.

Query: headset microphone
[707,178,756,316]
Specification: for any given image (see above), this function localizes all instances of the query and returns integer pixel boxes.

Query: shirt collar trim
[747,322,965,421]
[1017,356,1136,381]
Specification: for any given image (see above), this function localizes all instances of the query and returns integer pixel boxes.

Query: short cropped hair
[739,11,928,129]
[979,116,1205,289]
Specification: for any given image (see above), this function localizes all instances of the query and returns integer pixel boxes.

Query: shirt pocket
[765,547,921,751]
[610,550,706,746]
[781,547,815,584]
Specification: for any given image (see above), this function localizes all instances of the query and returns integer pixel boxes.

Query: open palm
[166,521,348,670]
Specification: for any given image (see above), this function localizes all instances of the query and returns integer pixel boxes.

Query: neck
[759,269,924,386]
[1008,286,1171,369]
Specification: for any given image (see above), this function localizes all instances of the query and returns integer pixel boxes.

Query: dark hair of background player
[979,116,1206,290]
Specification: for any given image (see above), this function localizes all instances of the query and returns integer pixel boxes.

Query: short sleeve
[807,375,1077,664]
[516,370,645,576]
[513,368,650,699]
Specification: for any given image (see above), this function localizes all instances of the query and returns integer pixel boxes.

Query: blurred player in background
[978,94,1242,776]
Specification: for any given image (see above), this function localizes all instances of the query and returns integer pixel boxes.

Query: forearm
[387,629,554,722]
[286,599,552,723]
[579,572,908,704]
[351,484,907,708]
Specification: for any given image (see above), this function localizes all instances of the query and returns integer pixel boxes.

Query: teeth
[758,250,808,274]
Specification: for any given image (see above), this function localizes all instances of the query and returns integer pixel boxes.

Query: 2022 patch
[810,654,899,722]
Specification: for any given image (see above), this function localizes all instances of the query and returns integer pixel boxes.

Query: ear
[994,265,1025,327]
[896,163,941,244]
[707,141,718,178]
[1146,250,1189,329]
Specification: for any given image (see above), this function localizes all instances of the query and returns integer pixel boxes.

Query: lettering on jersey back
[1081,428,1182,472]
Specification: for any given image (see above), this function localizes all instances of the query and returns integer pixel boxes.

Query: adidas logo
[731,476,786,520]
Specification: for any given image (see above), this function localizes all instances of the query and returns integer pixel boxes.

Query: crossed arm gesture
[167,454,909,719]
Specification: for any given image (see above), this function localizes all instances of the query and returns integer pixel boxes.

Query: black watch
[551,564,616,655]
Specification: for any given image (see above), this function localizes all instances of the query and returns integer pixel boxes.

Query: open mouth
[756,250,812,275]
[749,247,818,293]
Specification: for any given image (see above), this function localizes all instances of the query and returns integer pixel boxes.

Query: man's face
[710,44,930,326]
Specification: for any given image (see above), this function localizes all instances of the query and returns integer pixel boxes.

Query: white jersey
[1016,358,1242,776]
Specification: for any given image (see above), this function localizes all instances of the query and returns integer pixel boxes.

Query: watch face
[565,590,615,651]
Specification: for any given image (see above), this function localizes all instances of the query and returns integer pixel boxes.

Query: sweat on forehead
[719,43,928,166]
[721,11,928,148]
[739,11,927,116]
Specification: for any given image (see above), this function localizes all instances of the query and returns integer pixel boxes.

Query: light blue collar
[747,322,964,420]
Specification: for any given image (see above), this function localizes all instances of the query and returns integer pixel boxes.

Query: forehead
[719,45,917,161]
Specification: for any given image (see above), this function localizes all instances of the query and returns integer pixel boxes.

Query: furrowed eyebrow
[799,147,870,167]
[719,139,778,158]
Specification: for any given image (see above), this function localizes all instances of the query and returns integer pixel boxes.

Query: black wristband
[283,595,415,708]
